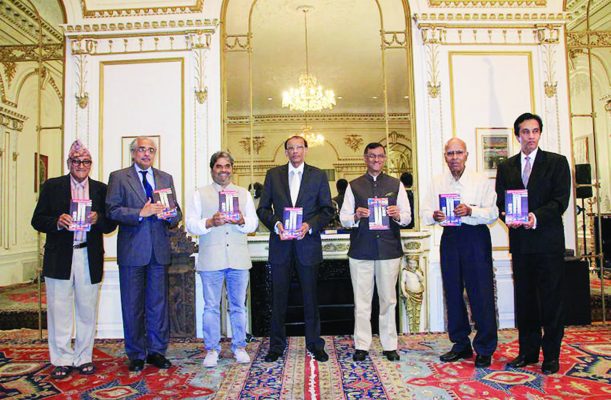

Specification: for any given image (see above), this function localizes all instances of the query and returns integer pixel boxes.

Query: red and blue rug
[0,325,609,399]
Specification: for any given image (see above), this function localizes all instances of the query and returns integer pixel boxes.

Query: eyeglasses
[70,159,92,167]
[365,154,386,160]
[445,150,466,157]
[286,145,305,152]
[136,147,156,154]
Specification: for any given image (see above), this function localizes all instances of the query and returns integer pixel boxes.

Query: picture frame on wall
[121,135,161,169]
[475,128,514,178]
[574,136,589,164]
[34,153,48,192]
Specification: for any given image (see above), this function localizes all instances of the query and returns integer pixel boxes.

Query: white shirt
[420,168,498,226]
[186,182,258,236]
[339,174,412,228]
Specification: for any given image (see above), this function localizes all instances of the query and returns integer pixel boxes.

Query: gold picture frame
[475,128,515,177]
[121,135,161,169]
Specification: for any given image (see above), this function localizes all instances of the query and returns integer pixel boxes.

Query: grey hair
[130,136,157,152]
[209,151,234,169]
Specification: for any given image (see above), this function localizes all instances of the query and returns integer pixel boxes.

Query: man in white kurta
[186,151,257,367]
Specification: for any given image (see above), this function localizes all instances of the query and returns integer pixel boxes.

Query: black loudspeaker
[563,258,591,325]
[575,164,593,199]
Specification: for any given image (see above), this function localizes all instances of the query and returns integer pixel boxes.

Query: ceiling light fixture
[282,5,335,112]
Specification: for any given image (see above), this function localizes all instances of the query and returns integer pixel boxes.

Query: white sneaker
[234,348,250,364]
[203,350,219,368]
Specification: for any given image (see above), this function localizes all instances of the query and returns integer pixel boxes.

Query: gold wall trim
[81,0,203,18]
[0,44,64,62]
[226,113,412,124]
[98,58,185,208]
[0,107,26,131]
[448,51,535,136]
[428,0,546,6]
[566,31,611,49]
[414,13,567,23]
[64,19,218,35]
[0,0,64,43]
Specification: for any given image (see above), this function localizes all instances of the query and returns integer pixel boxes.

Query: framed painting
[475,128,514,177]
[121,135,160,169]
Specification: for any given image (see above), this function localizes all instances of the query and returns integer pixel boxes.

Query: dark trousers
[512,252,565,360]
[269,252,324,353]
[440,224,498,356]
[119,259,169,360]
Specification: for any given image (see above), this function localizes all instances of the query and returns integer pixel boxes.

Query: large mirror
[222,0,417,229]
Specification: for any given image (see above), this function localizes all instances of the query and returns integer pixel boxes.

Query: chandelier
[299,124,325,147]
[282,6,335,112]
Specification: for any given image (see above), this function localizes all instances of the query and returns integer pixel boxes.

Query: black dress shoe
[353,350,368,362]
[264,350,283,362]
[128,359,144,372]
[475,355,492,368]
[541,359,559,374]
[506,354,538,368]
[146,353,171,369]
[311,348,329,362]
[439,349,473,362]
[383,350,400,361]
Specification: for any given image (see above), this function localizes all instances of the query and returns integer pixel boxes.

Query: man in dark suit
[32,140,116,380]
[106,136,182,372]
[257,135,335,363]
[495,113,571,375]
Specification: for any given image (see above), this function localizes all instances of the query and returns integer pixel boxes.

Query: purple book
[153,188,178,219]
[69,199,92,231]
[219,189,240,222]
[368,198,390,230]
[439,193,461,226]
[283,207,303,240]
[505,189,529,224]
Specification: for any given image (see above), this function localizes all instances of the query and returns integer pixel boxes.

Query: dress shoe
[506,354,538,368]
[128,359,144,372]
[146,353,171,369]
[353,350,368,362]
[475,355,492,368]
[541,359,559,375]
[264,350,283,362]
[383,350,401,361]
[311,348,329,362]
[439,349,473,362]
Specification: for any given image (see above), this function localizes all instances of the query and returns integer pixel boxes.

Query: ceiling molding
[0,0,63,44]
[427,0,546,6]
[566,0,609,30]
[64,18,218,36]
[80,0,203,18]
[413,13,568,24]
[226,113,412,125]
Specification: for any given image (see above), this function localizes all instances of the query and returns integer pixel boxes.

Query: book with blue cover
[219,189,240,222]
[505,189,529,224]
[69,199,92,231]
[439,193,461,226]
[283,207,303,239]
[368,197,390,230]
[153,188,178,219]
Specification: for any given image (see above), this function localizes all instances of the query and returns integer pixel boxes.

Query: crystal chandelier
[282,6,335,112]
[299,124,325,147]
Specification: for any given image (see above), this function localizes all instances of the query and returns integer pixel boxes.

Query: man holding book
[421,138,498,368]
[186,151,257,367]
[32,140,116,379]
[495,113,571,375]
[106,136,182,372]
[257,135,335,363]
[339,142,412,362]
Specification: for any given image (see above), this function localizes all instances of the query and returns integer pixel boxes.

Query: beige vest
[195,183,252,271]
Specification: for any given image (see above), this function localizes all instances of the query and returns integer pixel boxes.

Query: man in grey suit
[106,136,182,372]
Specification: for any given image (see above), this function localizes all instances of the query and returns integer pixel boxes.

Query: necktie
[140,170,153,201]
[290,170,301,206]
[522,156,532,188]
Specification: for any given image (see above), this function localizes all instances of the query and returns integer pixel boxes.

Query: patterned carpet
[0,283,46,330]
[0,325,609,399]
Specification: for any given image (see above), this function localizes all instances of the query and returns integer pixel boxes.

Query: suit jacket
[495,149,571,254]
[106,166,182,267]
[257,163,334,265]
[31,175,117,284]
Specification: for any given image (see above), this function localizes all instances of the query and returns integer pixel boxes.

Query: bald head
[444,137,469,179]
